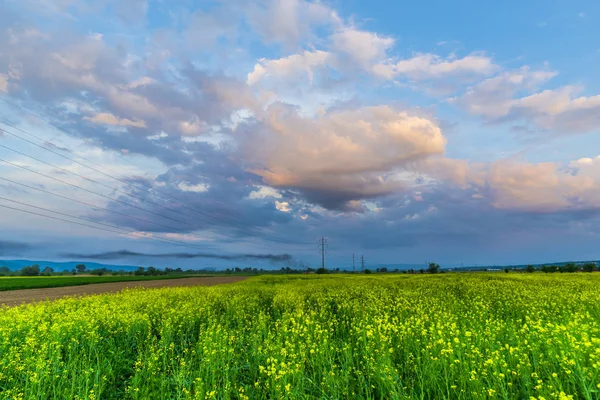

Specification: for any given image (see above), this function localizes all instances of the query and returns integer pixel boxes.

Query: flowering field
[1,274,599,399]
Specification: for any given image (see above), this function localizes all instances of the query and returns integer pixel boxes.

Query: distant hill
[450,260,600,271]
[366,263,430,271]
[0,259,140,272]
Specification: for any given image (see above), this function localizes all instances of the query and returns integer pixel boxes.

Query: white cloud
[247,50,332,85]
[178,118,208,136]
[119,76,155,90]
[332,27,395,68]
[177,182,209,193]
[248,186,282,199]
[242,103,445,207]
[451,67,558,118]
[275,200,292,212]
[84,112,147,128]
[455,68,600,132]
[424,156,600,212]
[0,74,7,92]
[374,53,498,80]
[247,0,340,47]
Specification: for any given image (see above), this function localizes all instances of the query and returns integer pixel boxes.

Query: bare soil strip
[0,276,247,307]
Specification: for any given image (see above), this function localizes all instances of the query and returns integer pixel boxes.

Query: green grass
[0,274,194,291]
[1,273,599,399]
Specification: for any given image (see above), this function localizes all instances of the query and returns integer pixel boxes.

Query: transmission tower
[361,255,365,271]
[318,237,328,269]
[353,253,355,273]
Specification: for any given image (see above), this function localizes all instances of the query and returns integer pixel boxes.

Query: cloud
[450,67,558,117]
[2,0,600,266]
[177,181,209,193]
[248,186,282,199]
[241,103,445,209]
[448,66,600,133]
[247,50,332,85]
[0,73,7,92]
[61,250,294,263]
[422,155,600,212]
[0,240,31,255]
[373,53,498,80]
[247,0,340,47]
[331,26,394,69]
[275,200,291,212]
[114,0,148,24]
[84,112,147,128]
[513,87,600,132]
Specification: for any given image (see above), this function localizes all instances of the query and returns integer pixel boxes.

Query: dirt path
[0,276,247,307]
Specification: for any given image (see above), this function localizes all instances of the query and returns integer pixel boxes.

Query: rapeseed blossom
[0,273,598,399]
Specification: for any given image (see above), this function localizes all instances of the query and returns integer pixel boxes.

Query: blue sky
[1,0,600,270]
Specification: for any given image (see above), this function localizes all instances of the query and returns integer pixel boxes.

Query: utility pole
[353,253,355,273]
[361,255,365,271]
[318,237,327,270]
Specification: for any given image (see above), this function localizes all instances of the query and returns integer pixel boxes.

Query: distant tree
[134,267,146,276]
[394,268,399,273]
[526,265,536,273]
[427,263,440,274]
[90,268,109,276]
[364,269,372,274]
[541,265,550,273]
[562,263,578,273]
[21,265,40,276]
[41,266,54,276]
[504,268,510,273]
[582,262,596,273]
[419,268,424,274]
[0,266,10,276]
[75,264,87,274]
[316,267,327,274]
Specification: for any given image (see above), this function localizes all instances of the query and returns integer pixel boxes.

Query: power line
[0,172,303,254]
[0,121,312,246]
[0,156,194,228]
[0,195,218,251]
[0,97,308,246]
[0,120,261,230]
[0,195,314,255]
[0,202,237,253]
[0,176,189,233]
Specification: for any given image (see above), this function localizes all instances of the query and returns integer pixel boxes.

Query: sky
[1,0,600,270]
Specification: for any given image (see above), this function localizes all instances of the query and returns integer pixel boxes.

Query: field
[0,274,194,291]
[0,276,247,307]
[1,274,599,399]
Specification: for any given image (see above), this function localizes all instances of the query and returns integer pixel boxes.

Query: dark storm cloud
[62,249,293,263]
[0,240,31,255]
[315,185,600,256]
[93,141,299,241]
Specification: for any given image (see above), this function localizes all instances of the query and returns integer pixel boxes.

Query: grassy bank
[0,274,195,291]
